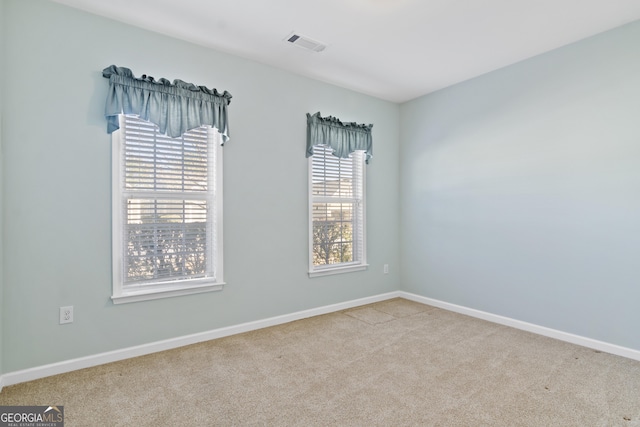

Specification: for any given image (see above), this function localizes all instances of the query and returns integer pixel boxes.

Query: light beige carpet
[1,298,639,426]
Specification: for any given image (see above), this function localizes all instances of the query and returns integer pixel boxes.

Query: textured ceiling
[51,0,640,102]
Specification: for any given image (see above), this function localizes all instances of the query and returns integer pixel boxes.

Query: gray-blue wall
[0,0,400,373]
[400,21,640,349]
[2,0,639,377]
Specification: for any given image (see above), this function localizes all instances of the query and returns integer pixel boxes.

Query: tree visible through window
[112,115,224,303]
[309,145,366,275]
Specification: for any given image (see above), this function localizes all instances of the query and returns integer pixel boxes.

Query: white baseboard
[2,289,639,391]
[0,291,401,391]
[398,291,640,362]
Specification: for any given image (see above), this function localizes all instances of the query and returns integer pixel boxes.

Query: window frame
[308,145,368,277]
[111,115,224,304]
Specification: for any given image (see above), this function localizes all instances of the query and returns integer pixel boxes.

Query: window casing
[112,115,224,304]
[309,145,367,276]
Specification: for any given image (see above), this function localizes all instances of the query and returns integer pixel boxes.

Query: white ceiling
[51,0,640,103]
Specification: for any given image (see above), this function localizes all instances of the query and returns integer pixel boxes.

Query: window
[309,145,367,276]
[112,115,224,303]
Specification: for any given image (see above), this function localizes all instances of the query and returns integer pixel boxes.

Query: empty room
[1,0,639,425]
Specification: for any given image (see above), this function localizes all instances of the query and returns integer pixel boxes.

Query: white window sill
[308,264,368,278]
[112,281,225,305]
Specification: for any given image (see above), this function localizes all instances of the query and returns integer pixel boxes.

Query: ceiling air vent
[285,32,326,52]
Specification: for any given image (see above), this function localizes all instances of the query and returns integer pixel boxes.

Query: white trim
[213,129,224,289]
[308,263,369,277]
[2,290,639,392]
[111,127,123,298]
[398,291,640,362]
[111,282,225,305]
[307,153,313,270]
[0,292,400,390]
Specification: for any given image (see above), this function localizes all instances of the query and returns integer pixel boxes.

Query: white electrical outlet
[384,264,389,274]
[59,306,73,324]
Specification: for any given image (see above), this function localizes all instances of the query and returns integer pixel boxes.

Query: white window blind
[309,145,366,275]
[112,115,223,303]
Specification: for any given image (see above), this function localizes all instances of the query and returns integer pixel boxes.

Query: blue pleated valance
[102,65,232,142]
[306,112,373,164]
